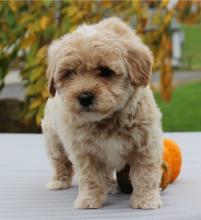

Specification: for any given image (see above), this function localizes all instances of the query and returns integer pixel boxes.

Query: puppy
[42,17,163,209]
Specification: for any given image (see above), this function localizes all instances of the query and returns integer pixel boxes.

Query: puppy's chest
[74,124,134,169]
[101,132,133,169]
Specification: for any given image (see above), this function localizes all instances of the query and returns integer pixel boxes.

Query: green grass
[181,24,201,70]
[155,81,201,131]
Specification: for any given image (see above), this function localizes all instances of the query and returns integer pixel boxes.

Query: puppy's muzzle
[78,91,94,108]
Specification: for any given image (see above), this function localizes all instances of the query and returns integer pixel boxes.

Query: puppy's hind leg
[43,128,73,190]
[106,170,120,194]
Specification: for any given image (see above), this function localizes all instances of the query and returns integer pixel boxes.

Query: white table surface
[0,133,201,220]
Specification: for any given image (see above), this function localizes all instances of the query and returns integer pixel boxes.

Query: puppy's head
[47,17,153,122]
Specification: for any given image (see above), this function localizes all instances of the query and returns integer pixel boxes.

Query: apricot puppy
[42,17,163,209]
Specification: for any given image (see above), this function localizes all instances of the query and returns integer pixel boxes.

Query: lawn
[181,24,201,70]
[155,81,201,131]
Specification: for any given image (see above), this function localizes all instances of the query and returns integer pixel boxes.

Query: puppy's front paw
[47,176,71,190]
[74,193,106,209]
[131,190,162,209]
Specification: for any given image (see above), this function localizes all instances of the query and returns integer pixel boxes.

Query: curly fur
[42,17,163,209]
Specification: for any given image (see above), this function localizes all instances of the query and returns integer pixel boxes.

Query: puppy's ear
[125,43,153,87]
[99,17,153,87]
[48,74,56,97]
[46,39,61,97]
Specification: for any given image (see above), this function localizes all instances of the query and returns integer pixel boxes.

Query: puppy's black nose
[78,91,94,108]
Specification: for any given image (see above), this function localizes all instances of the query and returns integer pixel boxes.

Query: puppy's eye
[98,66,114,78]
[63,69,74,79]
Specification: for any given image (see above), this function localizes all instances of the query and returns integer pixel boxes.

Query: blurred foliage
[0,0,201,130]
[181,23,201,70]
[133,0,201,100]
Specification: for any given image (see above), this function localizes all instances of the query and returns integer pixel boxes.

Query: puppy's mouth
[78,109,111,122]
[80,104,95,112]
[76,102,113,122]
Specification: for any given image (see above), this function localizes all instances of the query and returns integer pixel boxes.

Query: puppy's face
[47,18,153,122]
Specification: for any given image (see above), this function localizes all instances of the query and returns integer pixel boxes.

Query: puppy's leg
[43,128,73,190]
[130,146,162,209]
[74,155,108,209]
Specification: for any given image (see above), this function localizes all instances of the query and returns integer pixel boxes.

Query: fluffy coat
[42,17,163,209]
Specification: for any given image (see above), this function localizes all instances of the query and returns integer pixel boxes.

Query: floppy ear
[125,43,153,87]
[46,39,61,97]
[99,17,153,87]
[46,63,56,97]
[48,75,56,97]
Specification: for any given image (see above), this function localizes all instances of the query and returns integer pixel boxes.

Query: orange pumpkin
[116,138,182,193]
[161,138,182,189]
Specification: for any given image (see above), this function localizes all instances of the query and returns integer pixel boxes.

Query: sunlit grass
[155,81,201,131]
